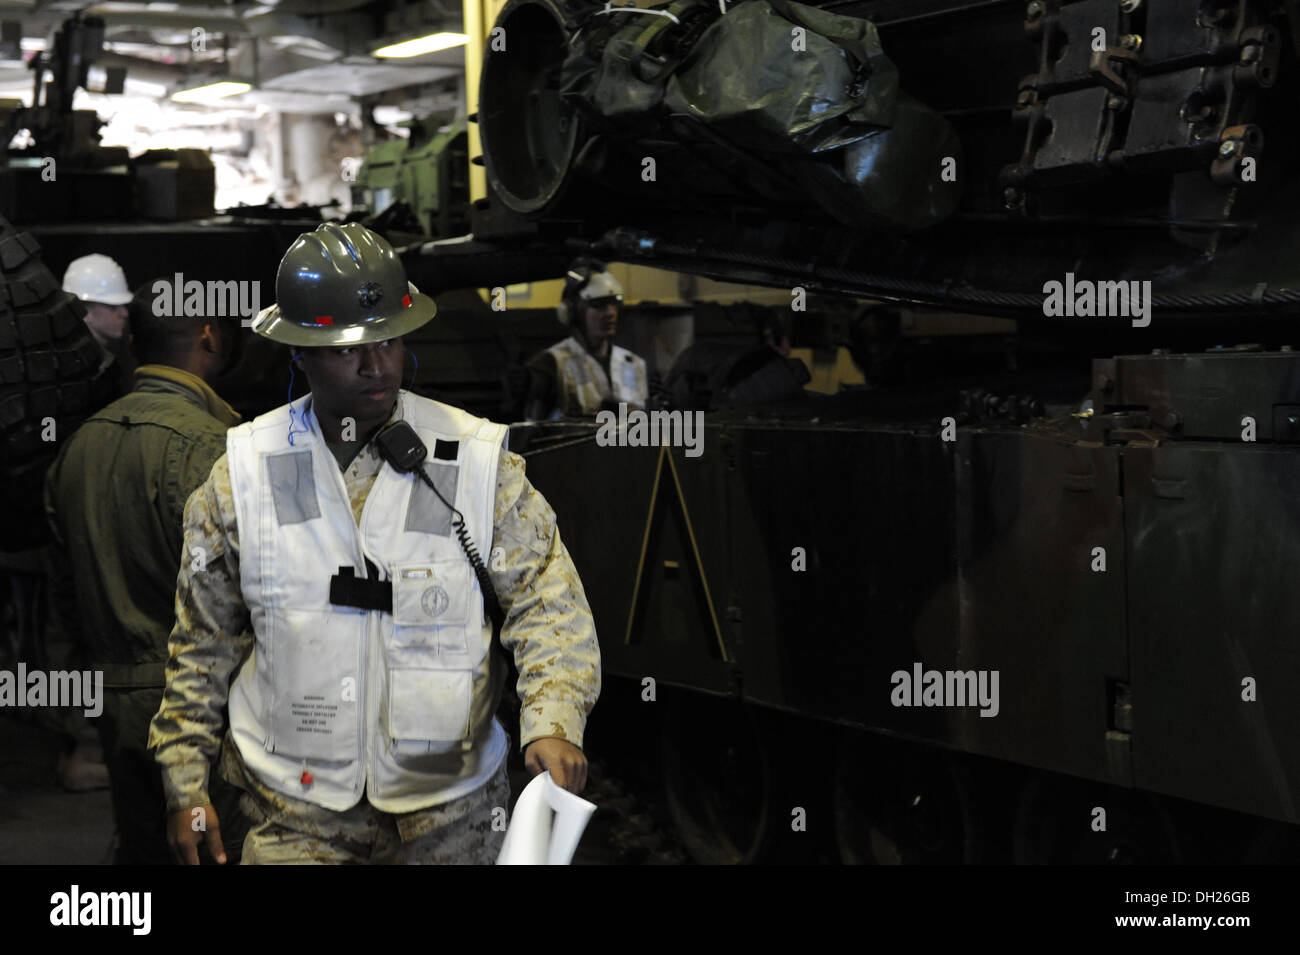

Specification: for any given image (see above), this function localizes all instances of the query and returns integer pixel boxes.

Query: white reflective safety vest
[546,336,648,417]
[224,390,509,813]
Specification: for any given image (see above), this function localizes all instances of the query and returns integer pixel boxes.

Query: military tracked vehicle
[8,0,1300,863]
[462,0,1300,863]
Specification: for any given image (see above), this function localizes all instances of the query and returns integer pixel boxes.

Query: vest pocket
[386,667,472,745]
[266,610,361,761]
[383,560,479,749]
[389,558,476,655]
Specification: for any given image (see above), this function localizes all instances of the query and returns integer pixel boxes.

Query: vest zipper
[309,407,374,803]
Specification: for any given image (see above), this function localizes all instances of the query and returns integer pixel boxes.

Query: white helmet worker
[555,259,624,327]
[63,254,133,306]
[64,254,132,349]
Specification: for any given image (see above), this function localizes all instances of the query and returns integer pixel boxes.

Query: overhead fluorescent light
[171,80,252,103]
[372,32,468,58]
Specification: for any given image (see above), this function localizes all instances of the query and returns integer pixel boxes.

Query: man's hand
[524,738,588,795]
[168,803,227,865]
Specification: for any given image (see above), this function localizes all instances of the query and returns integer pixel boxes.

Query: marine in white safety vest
[524,258,649,419]
[149,222,600,865]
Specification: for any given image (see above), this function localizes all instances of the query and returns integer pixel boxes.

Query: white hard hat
[577,269,623,302]
[557,260,624,325]
[62,254,133,306]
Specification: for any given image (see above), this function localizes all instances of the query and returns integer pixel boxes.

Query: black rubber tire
[661,691,771,865]
[1012,775,1183,864]
[833,733,983,864]
[0,214,107,551]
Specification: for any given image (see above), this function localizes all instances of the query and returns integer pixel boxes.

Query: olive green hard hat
[250,222,436,347]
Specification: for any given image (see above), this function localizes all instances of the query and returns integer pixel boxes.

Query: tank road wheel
[661,692,771,865]
[0,215,106,551]
[833,733,982,864]
[1013,776,1182,864]
[478,0,580,216]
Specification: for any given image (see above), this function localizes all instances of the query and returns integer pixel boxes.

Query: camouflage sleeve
[489,449,601,751]
[147,453,254,811]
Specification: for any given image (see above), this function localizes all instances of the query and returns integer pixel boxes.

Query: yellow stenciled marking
[623,445,729,663]
[663,445,728,663]
[623,446,665,647]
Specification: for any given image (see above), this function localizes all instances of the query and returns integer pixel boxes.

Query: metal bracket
[1210,124,1263,186]
[1088,45,1141,101]
[1234,25,1280,89]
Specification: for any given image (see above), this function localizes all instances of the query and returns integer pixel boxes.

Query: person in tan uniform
[149,223,600,865]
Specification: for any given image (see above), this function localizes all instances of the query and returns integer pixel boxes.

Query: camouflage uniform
[149,400,601,864]
[235,755,511,865]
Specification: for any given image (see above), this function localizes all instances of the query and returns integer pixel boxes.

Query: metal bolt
[1017,90,1035,107]
[1027,1,1045,20]
[1120,0,1141,12]
[1240,44,1260,64]
[1219,140,1240,157]
[1203,6,1233,27]
[1003,186,1021,207]
[1106,94,1125,110]
[1120,33,1142,52]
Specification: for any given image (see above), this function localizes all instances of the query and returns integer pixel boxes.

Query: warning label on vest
[289,695,340,737]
